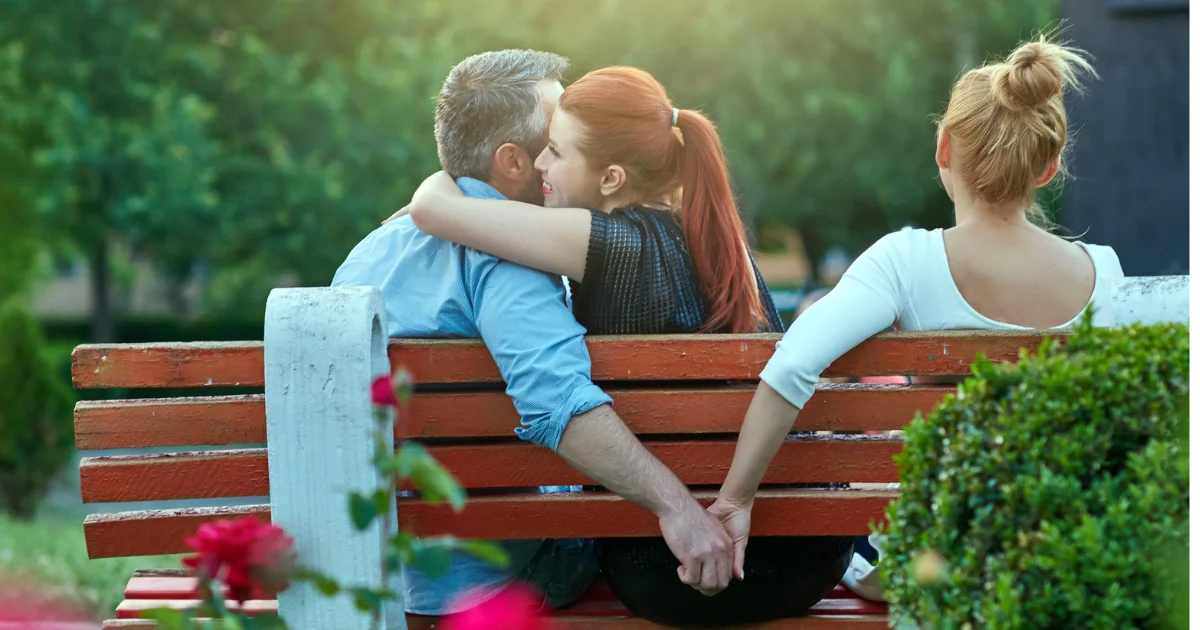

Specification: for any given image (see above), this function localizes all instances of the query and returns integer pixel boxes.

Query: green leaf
[140,608,193,630]
[351,587,385,614]
[349,491,378,531]
[387,530,415,569]
[391,442,427,477]
[410,538,454,578]
[221,616,244,630]
[292,568,342,597]
[243,614,288,630]
[459,539,510,568]
[315,575,341,596]
[373,488,392,520]
[390,530,415,554]
[373,438,395,471]
[407,451,466,512]
[384,548,403,573]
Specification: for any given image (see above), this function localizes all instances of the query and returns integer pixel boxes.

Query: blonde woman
[708,36,1124,601]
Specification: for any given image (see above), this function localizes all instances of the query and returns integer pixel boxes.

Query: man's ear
[492,142,534,181]
[598,165,627,198]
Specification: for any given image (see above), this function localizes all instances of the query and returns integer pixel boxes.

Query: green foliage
[0,298,76,518]
[425,0,1060,257]
[878,314,1189,629]
[0,0,458,323]
[139,609,193,629]
[0,510,179,619]
[0,182,41,301]
[2,0,1060,316]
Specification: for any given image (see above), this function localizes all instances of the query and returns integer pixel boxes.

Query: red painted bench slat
[113,596,888,620]
[80,436,902,503]
[394,490,894,539]
[72,331,1061,389]
[115,574,890,627]
[121,574,867,601]
[74,385,948,450]
[82,490,894,559]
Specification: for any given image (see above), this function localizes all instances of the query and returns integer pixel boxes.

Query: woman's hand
[383,171,463,224]
[707,494,752,582]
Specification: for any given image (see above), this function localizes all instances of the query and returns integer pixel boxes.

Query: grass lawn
[0,508,180,621]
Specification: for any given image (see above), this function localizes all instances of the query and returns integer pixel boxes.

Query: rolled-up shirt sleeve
[470,257,612,451]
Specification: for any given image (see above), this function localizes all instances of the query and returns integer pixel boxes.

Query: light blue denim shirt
[331,177,611,614]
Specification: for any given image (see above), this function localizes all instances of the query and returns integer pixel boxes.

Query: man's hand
[658,502,734,596]
[554,406,736,595]
[707,495,752,582]
[383,170,463,224]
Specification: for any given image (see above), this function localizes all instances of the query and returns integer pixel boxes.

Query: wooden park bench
[73,277,1188,629]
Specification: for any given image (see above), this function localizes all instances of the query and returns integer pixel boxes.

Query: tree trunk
[89,236,116,343]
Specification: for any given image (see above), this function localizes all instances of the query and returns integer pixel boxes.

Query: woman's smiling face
[534,109,608,210]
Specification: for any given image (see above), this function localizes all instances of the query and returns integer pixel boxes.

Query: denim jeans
[518,536,601,609]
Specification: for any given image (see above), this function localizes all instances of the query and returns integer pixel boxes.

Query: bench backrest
[72,276,1187,628]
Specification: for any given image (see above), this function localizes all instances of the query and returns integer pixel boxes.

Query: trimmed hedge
[40,316,264,344]
[879,313,1188,629]
[0,299,76,518]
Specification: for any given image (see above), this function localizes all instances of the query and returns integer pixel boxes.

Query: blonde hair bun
[991,38,1094,112]
[937,34,1097,211]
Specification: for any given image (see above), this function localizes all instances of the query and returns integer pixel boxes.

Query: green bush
[879,313,1189,629]
[0,298,76,518]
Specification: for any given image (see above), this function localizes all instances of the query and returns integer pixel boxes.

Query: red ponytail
[674,109,765,333]
[560,67,765,333]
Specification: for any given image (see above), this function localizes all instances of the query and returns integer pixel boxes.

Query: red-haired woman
[391,66,852,626]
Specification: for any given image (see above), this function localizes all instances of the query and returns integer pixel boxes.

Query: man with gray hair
[333,50,733,615]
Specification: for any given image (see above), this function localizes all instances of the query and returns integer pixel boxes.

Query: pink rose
[443,584,553,630]
[371,374,398,408]
[181,516,296,602]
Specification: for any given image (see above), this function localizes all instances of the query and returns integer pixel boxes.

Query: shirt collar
[456,177,508,201]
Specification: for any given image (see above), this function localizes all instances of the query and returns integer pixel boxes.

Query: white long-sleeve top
[760,227,1125,409]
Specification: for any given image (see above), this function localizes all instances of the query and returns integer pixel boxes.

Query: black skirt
[598,535,855,628]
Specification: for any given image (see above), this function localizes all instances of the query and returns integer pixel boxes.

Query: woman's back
[942,222,1104,329]
[897,226,1123,331]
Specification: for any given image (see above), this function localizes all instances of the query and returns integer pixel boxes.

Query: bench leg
[265,287,405,630]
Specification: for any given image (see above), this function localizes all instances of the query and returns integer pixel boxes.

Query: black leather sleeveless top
[568,206,783,335]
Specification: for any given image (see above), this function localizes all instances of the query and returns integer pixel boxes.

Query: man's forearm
[556,404,694,518]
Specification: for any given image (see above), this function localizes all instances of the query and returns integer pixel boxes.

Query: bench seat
[74,278,1186,628]
[102,571,889,629]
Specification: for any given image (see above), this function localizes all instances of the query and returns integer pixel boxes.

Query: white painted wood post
[265,287,406,630]
[1111,275,1189,325]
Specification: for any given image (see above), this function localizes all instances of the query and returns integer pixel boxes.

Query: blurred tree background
[0,0,1059,335]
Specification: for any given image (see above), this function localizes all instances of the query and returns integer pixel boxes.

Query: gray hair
[434,49,569,180]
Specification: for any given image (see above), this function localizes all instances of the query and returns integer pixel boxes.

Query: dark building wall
[1060,0,1188,275]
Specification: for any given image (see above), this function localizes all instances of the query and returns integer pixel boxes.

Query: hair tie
[671,107,679,127]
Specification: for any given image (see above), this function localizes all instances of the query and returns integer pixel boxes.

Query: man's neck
[483,177,518,201]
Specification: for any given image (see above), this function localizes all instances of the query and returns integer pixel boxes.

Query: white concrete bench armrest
[265,286,405,629]
[1112,275,1189,325]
